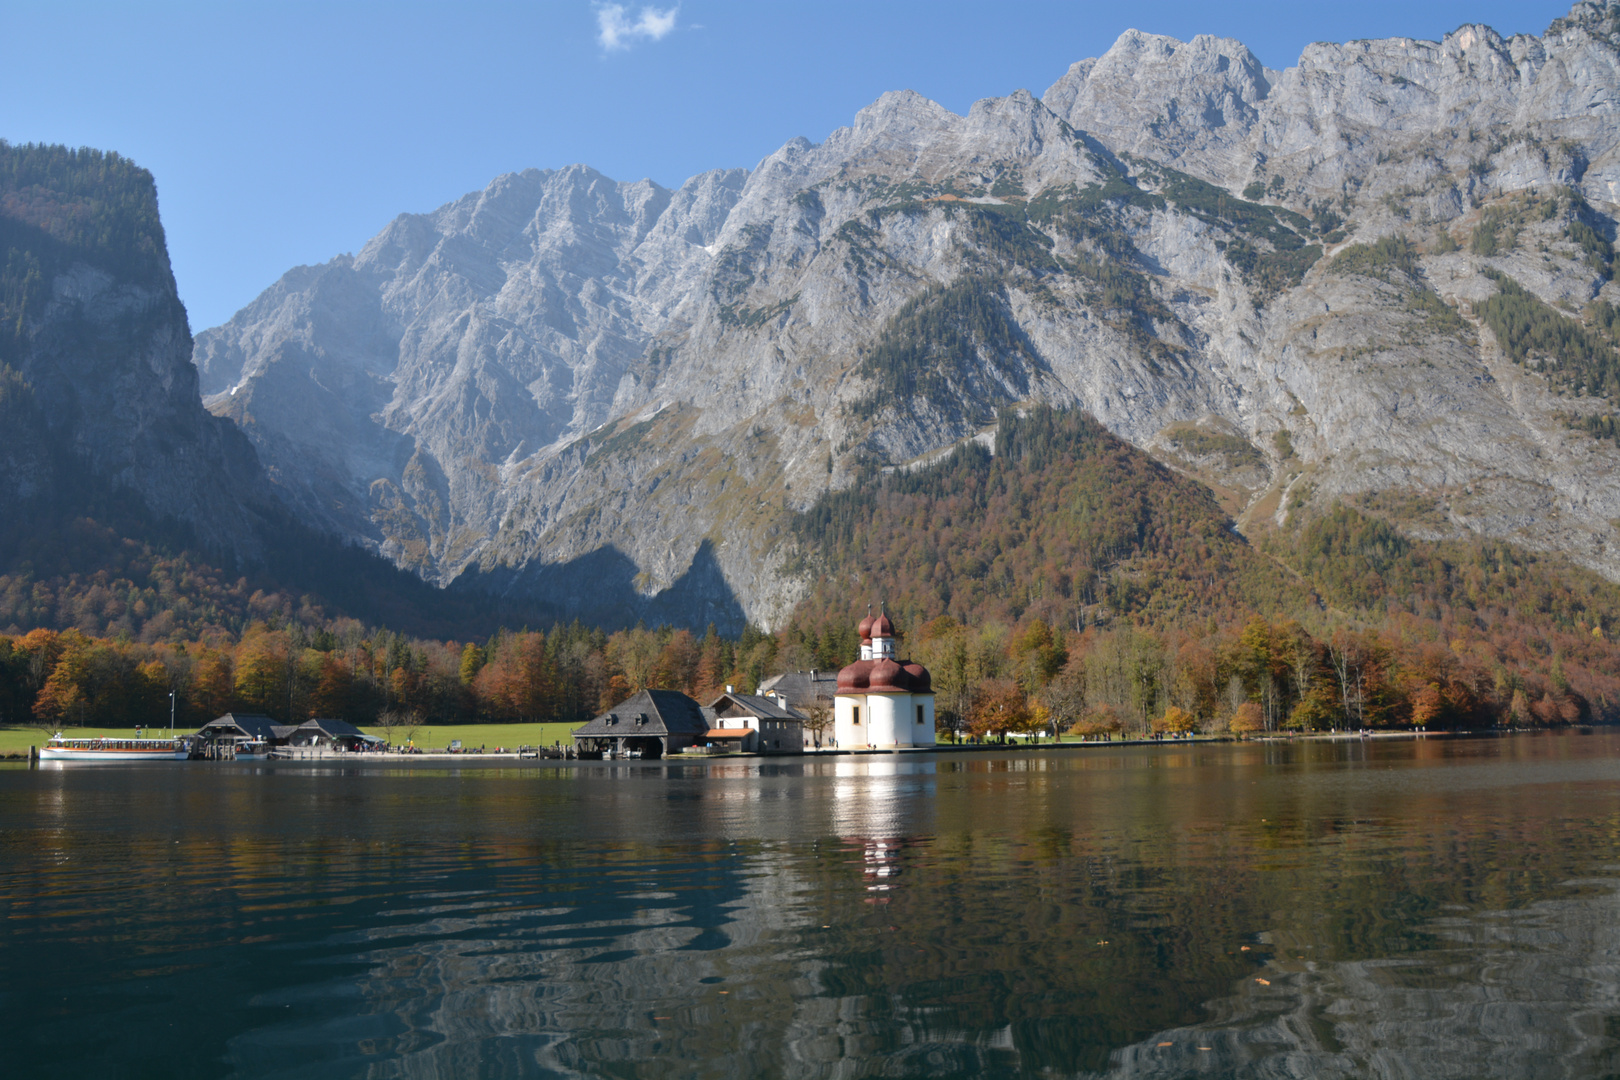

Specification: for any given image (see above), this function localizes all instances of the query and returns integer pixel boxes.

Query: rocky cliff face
[196,1,1620,631]
[1,145,273,560]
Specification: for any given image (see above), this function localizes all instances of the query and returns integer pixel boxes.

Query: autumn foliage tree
[968,678,1034,741]
[1228,702,1264,737]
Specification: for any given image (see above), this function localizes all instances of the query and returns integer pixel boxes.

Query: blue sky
[2,0,1575,331]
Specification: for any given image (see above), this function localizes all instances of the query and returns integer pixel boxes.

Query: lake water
[3,733,1620,1078]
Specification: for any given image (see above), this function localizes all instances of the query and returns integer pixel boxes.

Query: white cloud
[596,4,679,52]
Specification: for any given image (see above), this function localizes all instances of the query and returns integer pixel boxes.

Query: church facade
[833,612,936,749]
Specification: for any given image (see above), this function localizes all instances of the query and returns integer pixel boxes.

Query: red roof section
[835,658,933,694]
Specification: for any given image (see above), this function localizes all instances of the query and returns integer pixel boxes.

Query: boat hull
[40,742,188,762]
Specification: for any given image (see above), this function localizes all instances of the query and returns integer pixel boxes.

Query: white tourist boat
[39,733,189,762]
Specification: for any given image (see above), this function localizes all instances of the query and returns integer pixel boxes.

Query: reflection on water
[1107,882,1620,1079]
[0,735,1618,1077]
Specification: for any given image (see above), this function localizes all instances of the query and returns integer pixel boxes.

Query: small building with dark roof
[755,671,837,747]
[572,688,710,759]
[196,713,294,747]
[756,670,837,711]
[287,718,378,751]
[705,691,806,754]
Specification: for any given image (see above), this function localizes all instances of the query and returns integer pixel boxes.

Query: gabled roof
[200,713,281,740]
[299,717,365,738]
[708,691,806,720]
[757,670,837,708]
[573,688,708,738]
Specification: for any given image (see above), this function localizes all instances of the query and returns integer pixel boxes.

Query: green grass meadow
[357,722,581,751]
[1,722,582,757]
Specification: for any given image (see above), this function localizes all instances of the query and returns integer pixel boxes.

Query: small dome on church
[868,658,906,690]
[836,609,932,695]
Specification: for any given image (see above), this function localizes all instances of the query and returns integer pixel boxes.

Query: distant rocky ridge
[196,2,1620,631]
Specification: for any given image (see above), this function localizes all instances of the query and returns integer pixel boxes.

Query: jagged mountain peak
[1544,0,1620,43]
[197,1,1620,632]
[848,89,959,134]
[1043,27,1273,177]
[1092,26,1271,83]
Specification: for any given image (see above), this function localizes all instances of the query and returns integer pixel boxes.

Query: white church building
[832,611,936,749]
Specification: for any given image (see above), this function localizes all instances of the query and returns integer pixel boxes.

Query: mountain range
[12,3,1620,639]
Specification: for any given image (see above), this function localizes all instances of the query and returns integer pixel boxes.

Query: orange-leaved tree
[1228,701,1264,737]
[968,678,1032,741]
[1153,705,1197,734]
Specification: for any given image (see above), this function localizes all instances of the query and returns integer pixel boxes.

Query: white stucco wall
[869,693,900,747]
[914,696,936,747]
[834,692,937,748]
[834,695,862,748]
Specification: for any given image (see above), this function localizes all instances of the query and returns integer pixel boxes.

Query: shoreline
[7,725,1607,766]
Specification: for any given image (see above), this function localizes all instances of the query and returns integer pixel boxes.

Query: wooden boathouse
[572,689,709,759]
[194,713,285,758]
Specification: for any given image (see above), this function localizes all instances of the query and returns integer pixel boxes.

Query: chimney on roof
[725,684,733,693]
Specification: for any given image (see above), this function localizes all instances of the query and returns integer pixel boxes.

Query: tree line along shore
[0,599,1610,753]
[3,409,1618,746]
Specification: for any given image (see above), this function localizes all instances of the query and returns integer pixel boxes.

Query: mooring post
[29,745,38,765]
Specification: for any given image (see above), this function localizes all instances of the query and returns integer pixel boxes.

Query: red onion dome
[837,659,873,692]
[870,613,896,639]
[836,649,933,694]
[857,613,875,643]
[868,658,905,690]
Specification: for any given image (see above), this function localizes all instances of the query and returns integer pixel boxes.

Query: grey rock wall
[195,1,1620,630]
[16,261,271,559]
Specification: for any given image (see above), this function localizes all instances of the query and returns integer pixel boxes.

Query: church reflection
[17,737,1620,1079]
[826,757,938,899]
[226,755,950,1076]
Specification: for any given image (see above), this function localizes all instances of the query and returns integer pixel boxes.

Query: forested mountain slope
[779,408,1620,732]
[195,2,1620,632]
